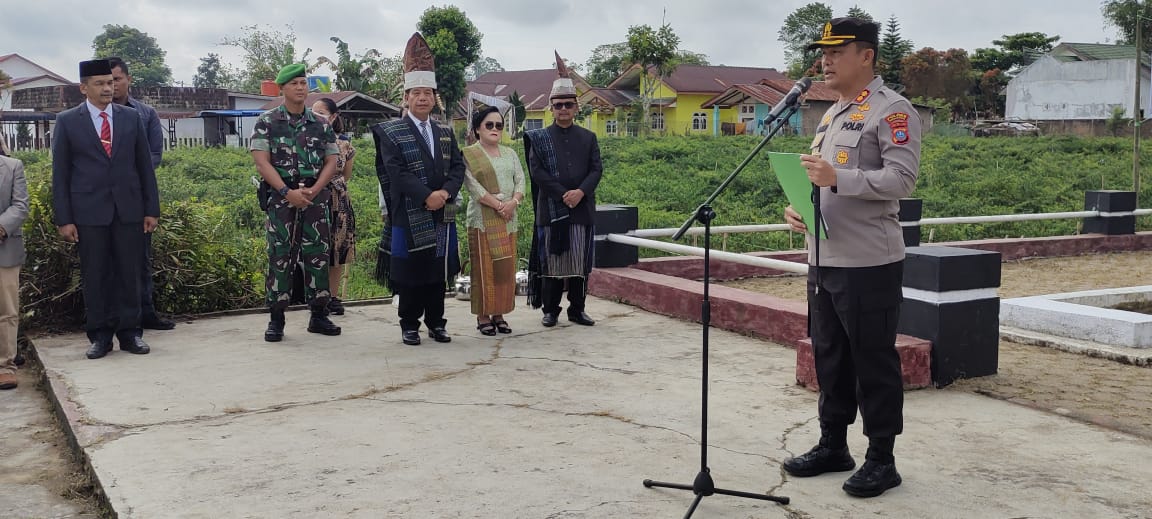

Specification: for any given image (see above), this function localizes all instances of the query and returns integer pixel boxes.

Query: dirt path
[724,251,1152,439]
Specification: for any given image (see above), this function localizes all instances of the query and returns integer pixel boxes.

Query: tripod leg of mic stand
[713,487,791,504]
[684,495,705,519]
[643,479,694,492]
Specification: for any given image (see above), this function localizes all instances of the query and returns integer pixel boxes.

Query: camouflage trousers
[266,190,332,309]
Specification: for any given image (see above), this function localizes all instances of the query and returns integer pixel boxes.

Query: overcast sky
[0,0,1118,85]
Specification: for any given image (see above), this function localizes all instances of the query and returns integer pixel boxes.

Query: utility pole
[1135,3,1143,196]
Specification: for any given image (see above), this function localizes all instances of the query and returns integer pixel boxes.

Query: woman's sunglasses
[484,121,504,130]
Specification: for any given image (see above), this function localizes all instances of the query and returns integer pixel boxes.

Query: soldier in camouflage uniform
[250,63,342,342]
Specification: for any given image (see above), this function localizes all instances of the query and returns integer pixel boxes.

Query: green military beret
[275,63,307,86]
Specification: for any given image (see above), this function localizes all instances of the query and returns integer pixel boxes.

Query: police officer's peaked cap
[275,63,307,86]
[807,17,880,50]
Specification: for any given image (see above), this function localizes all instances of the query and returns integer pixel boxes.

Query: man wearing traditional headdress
[372,33,465,346]
[524,52,602,328]
[250,63,343,342]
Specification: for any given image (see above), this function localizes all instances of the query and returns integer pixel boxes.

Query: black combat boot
[842,437,901,498]
[783,426,856,477]
[307,302,342,336]
[265,309,286,342]
[328,297,345,316]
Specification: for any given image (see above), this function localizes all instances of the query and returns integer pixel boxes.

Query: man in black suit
[52,59,161,359]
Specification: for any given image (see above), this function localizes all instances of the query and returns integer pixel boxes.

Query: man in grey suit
[108,56,174,331]
[51,59,161,360]
[0,150,28,390]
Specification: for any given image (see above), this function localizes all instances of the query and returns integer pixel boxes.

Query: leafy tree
[778,2,833,79]
[192,53,238,90]
[1103,0,1152,49]
[973,32,1060,73]
[625,23,682,133]
[878,15,914,85]
[846,5,874,21]
[366,54,405,105]
[220,24,310,94]
[417,5,483,116]
[585,42,706,87]
[970,48,1015,73]
[465,56,504,81]
[585,43,629,87]
[314,37,382,92]
[91,24,172,87]
[674,50,710,66]
[974,68,1009,117]
[1107,105,1131,136]
[902,48,974,117]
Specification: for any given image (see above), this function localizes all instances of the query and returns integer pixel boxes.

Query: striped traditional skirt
[468,228,518,316]
[538,224,593,278]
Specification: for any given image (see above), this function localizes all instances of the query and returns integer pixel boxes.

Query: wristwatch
[278,185,290,197]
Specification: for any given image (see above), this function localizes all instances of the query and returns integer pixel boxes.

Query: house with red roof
[464,63,789,138]
[702,79,935,136]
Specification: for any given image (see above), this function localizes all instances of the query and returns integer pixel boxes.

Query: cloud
[0,0,1120,86]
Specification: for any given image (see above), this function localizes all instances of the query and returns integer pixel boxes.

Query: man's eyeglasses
[552,102,576,110]
[484,121,504,130]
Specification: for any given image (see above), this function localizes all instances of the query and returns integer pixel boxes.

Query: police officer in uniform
[251,63,342,342]
[782,17,921,498]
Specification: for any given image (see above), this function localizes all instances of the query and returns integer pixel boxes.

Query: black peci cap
[807,17,880,50]
[79,59,112,78]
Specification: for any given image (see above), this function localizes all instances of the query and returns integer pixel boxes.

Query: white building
[0,53,72,110]
[1006,43,1150,121]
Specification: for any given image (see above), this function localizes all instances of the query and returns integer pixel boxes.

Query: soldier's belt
[284,176,320,189]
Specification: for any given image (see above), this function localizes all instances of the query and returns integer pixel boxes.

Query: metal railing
[605,233,808,274]
[609,208,1152,270]
[629,209,1152,238]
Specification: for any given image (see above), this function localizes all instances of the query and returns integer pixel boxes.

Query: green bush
[12,133,1149,329]
[16,150,263,330]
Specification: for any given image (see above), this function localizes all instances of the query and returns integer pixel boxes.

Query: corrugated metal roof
[1054,42,1149,67]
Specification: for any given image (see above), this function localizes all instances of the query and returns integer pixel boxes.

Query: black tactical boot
[265,309,286,342]
[328,297,345,316]
[842,459,902,497]
[307,303,342,336]
[782,426,855,477]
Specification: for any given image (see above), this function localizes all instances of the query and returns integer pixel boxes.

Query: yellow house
[463,68,593,133]
[584,64,788,137]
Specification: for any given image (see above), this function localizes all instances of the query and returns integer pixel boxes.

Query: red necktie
[99,112,112,157]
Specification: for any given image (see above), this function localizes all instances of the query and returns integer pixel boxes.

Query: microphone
[762,77,813,126]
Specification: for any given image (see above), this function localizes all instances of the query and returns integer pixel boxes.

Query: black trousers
[140,232,158,318]
[396,282,446,331]
[542,277,586,316]
[78,216,145,343]
[808,261,904,441]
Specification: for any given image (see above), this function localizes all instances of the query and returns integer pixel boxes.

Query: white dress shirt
[407,112,434,154]
[86,100,113,141]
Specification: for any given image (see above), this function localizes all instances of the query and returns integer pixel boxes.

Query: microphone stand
[644,102,801,518]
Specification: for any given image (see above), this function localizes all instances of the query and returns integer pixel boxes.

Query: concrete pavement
[29,298,1152,518]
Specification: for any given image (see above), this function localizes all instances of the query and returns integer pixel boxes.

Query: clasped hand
[562,189,584,208]
[286,188,314,209]
[424,189,450,211]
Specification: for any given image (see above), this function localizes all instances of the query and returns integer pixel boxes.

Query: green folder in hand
[767,152,827,239]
